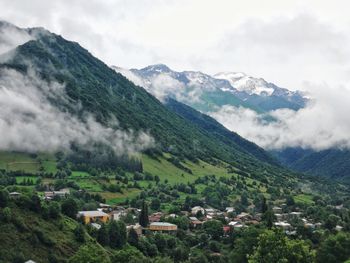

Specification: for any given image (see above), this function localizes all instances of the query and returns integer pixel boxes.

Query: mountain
[272,148,350,182]
[1,21,350,263]
[114,64,307,114]
[113,64,260,113]
[214,71,307,111]
[165,98,278,166]
[0,22,283,175]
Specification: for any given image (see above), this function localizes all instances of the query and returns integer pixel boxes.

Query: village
[38,188,344,239]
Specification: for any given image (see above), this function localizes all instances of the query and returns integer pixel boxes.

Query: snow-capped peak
[214,72,274,96]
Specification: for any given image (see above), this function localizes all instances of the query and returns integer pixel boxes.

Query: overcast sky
[1,0,350,92]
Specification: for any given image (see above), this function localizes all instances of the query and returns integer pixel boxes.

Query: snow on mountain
[112,64,307,112]
[215,72,277,96]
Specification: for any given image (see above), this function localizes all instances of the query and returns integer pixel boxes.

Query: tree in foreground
[61,198,78,218]
[0,190,9,208]
[248,230,315,263]
[229,227,263,263]
[128,227,139,247]
[261,209,276,229]
[317,232,350,263]
[68,243,110,263]
[111,246,145,263]
[108,220,127,249]
[74,224,86,243]
[97,224,110,246]
[203,220,223,240]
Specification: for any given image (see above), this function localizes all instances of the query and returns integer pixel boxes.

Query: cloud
[0,68,154,154]
[1,1,350,92]
[0,21,33,55]
[210,83,350,150]
[114,67,203,104]
[150,73,186,102]
[117,65,350,151]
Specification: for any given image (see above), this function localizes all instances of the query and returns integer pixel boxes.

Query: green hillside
[273,148,350,183]
[0,204,83,262]
[165,98,278,165]
[0,23,349,263]
[1,30,286,175]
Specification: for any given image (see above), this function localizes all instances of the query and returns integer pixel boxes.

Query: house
[275,213,283,221]
[191,206,205,216]
[228,221,239,226]
[245,220,259,225]
[110,210,127,221]
[274,221,292,230]
[225,207,235,213]
[305,223,315,229]
[127,223,143,236]
[78,210,110,224]
[205,208,217,215]
[91,223,101,230]
[272,206,283,214]
[253,213,262,221]
[44,188,70,200]
[335,204,344,210]
[335,225,344,231]
[235,212,251,222]
[289,212,302,219]
[315,222,322,228]
[149,212,163,223]
[149,222,178,232]
[206,215,213,220]
[99,203,112,212]
[9,192,21,199]
[189,217,203,228]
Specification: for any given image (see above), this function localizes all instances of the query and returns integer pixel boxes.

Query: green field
[96,189,141,205]
[294,194,315,205]
[70,171,90,178]
[142,154,233,184]
[0,151,57,173]
[15,176,38,184]
[72,178,103,192]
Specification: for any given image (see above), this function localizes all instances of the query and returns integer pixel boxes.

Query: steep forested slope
[273,148,350,182]
[0,29,284,175]
[165,98,278,166]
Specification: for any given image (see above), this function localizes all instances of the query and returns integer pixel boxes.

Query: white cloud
[2,0,350,151]
[210,83,350,150]
[0,68,154,154]
[0,21,33,55]
[1,1,350,91]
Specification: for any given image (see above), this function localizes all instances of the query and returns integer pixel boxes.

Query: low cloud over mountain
[0,68,154,154]
[116,64,350,151]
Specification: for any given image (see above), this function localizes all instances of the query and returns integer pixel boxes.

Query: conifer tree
[139,200,149,227]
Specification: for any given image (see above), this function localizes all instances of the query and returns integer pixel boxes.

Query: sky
[1,0,350,92]
[1,0,350,152]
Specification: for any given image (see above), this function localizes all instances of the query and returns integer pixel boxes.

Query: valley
[0,20,349,263]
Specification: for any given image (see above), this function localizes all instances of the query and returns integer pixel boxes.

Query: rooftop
[78,211,109,217]
[150,222,176,227]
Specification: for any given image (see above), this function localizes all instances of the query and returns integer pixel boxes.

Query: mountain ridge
[114,64,308,113]
[0,22,283,173]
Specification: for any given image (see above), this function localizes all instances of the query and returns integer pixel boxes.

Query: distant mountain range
[113,64,308,114]
[114,64,350,182]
